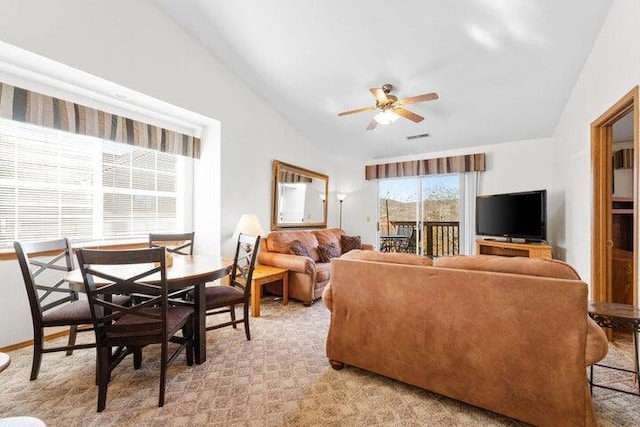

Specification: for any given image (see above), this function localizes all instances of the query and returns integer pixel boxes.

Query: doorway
[591,86,638,306]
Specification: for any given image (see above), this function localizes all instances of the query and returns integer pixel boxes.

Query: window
[0,118,191,249]
[377,172,477,256]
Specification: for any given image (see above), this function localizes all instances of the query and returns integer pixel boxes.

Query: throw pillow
[341,235,362,254]
[317,243,340,263]
[288,240,311,258]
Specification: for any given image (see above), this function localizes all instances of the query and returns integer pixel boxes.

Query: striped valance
[279,170,313,183]
[0,83,201,158]
[365,153,485,180]
[614,148,633,169]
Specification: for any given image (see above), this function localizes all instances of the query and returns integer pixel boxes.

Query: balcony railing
[379,221,460,257]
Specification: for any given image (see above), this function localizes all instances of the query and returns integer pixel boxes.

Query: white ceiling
[156,0,613,161]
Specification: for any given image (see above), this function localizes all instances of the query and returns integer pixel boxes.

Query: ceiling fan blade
[366,118,378,130]
[397,92,439,106]
[338,106,376,117]
[395,108,424,123]
[370,88,389,104]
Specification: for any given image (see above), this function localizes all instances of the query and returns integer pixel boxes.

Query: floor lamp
[337,193,346,229]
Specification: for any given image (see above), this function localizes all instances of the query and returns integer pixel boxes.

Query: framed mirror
[272,160,329,230]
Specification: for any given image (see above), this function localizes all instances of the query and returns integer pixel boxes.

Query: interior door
[591,87,638,310]
[611,112,635,305]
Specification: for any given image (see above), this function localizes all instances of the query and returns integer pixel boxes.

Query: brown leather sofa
[257,228,372,305]
[323,251,609,427]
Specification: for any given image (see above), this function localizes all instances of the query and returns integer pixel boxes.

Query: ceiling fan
[338,84,438,130]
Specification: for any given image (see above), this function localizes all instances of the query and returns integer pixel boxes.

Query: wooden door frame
[591,86,639,304]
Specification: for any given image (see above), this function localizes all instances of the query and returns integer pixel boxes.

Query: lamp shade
[234,214,265,237]
[336,193,347,202]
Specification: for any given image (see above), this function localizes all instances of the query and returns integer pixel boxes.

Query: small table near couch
[588,301,640,396]
[251,265,288,317]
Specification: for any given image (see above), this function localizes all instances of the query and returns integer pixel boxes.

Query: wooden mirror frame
[271,160,329,230]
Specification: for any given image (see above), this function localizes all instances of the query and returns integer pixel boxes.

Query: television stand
[476,239,552,259]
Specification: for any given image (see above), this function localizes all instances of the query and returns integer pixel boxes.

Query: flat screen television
[475,190,547,241]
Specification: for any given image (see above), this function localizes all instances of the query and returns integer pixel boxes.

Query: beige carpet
[1,299,638,427]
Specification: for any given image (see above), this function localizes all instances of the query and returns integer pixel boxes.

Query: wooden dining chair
[149,232,194,255]
[14,238,96,380]
[76,247,195,412]
[203,233,260,340]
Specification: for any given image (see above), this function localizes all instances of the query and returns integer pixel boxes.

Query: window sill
[0,239,149,261]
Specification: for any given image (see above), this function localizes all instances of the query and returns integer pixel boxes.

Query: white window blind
[0,117,188,249]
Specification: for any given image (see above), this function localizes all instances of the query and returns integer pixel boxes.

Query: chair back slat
[230,234,260,295]
[77,247,168,342]
[14,238,77,322]
[36,278,75,304]
[149,232,195,255]
[202,232,259,340]
[30,256,70,274]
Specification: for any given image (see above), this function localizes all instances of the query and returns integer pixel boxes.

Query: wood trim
[591,86,639,305]
[0,330,71,352]
[0,241,148,261]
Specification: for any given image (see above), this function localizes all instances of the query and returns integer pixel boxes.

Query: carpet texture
[0,299,638,426]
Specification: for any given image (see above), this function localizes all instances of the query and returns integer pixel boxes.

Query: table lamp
[234,214,265,238]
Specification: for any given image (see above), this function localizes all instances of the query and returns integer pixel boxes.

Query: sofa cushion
[317,243,340,263]
[313,228,345,251]
[341,249,433,266]
[266,230,320,261]
[433,255,580,280]
[341,235,362,254]
[289,240,311,258]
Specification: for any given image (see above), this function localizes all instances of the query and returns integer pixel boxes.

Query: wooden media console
[476,239,552,259]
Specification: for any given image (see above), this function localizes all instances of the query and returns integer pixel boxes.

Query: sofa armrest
[585,317,608,367]
[258,251,316,275]
[322,282,333,311]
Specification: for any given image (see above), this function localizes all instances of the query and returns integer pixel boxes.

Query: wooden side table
[588,301,640,396]
[250,265,288,317]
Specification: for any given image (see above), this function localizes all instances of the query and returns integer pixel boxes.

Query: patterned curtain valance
[279,170,313,183]
[0,83,201,158]
[613,148,633,169]
[365,153,486,180]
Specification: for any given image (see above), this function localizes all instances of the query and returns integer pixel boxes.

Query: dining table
[64,254,233,365]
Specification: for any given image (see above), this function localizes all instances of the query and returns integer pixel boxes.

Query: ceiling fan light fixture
[374,109,400,125]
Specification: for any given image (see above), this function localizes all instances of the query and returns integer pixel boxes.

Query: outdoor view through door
[378,174,460,256]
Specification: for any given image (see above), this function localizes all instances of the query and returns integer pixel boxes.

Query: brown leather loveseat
[257,228,372,305]
[323,251,609,427]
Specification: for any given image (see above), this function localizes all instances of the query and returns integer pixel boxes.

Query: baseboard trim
[0,330,71,352]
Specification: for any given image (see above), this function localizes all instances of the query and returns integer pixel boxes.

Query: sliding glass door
[378,174,461,256]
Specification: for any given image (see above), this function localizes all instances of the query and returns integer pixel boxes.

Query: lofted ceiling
[156,0,613,161]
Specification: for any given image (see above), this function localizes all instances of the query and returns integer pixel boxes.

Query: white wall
[0,0,333,347]
[333,137,555,251]
[551,0,640,287]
